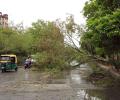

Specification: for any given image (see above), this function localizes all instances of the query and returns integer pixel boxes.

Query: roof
[1,54,17,57]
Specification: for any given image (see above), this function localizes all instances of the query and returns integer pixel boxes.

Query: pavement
[0,68,75,100]
[0,64,116,100]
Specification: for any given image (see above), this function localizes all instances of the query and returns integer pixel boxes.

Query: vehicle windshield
[0,56,10,61]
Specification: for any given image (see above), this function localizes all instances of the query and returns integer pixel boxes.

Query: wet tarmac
[0,64,120,100]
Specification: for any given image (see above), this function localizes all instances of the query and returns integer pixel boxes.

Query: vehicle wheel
[1,69,5,73]
[1,69,4,73]
[15,67,18,72]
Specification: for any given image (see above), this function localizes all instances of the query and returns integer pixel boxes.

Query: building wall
[0,12,8,28]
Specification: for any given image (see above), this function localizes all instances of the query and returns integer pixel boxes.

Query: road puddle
[69,64,120,100]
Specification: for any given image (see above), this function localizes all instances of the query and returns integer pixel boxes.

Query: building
[0,12,8,28]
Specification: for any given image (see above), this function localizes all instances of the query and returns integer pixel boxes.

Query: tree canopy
[81,0,120,67]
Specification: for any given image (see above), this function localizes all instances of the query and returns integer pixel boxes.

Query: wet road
[0,64,120,100]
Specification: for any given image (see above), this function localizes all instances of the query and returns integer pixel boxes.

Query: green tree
[0,27,33,55]
[81,0,120,68]
[28,20,66,70]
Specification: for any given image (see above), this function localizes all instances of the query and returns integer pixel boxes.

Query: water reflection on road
[70,64,120,100]
[25,71,29,80]
[70,64,102,100]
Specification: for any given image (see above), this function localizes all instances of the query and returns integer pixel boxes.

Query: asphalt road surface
[0,64,119,100]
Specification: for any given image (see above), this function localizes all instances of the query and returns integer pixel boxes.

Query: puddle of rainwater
[70,64,120,100]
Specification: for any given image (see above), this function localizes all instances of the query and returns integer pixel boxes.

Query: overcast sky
[0,0,88,27]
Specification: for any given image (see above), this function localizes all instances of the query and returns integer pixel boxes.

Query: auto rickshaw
[0,54,18,72]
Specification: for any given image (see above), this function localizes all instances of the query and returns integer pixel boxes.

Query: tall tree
[81,0,120,67]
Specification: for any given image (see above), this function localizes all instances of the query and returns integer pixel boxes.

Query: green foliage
[28,20,68,70]
[0,15,88,72]
[95,47,105,56]
[0,27,33,56]
[81,0,120,61]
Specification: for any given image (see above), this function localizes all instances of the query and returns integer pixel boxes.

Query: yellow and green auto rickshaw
[0,54,18,72]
